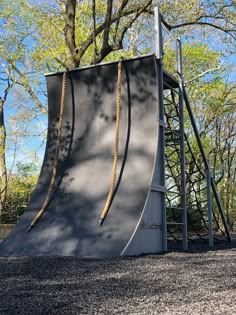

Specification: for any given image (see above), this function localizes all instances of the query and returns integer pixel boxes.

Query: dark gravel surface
[0,242,236,314]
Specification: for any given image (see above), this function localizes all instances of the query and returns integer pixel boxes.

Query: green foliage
[0,163,37,223]
[163,44,221,81]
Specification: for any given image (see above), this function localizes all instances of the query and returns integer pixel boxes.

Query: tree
[1,162,37,223]
[62,0,236,68]
[0,0,235,226]
[0,71,13,215]
[0,1,47,220]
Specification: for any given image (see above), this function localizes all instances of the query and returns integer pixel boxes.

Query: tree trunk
[64,0,78,69]
[0,98,7,217]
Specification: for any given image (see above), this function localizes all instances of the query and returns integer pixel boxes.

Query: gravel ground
[0,241,236,315]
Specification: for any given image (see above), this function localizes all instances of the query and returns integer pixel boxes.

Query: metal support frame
[206,168,213,247]
[154,5,167,251]
[183,88,231,243]
[154,6,231,251]
[178,38,231,244]
[176,38,188,250]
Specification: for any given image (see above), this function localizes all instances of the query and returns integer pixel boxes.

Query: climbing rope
[99,61,122,226]
[27,72,67,232]
[108,60,131,212]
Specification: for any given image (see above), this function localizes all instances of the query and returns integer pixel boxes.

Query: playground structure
[0,7,231,257]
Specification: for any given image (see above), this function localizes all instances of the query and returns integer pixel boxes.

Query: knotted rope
[100,62,122,226]
[27,72,67,232]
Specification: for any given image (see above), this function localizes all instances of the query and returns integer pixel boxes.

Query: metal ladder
[164,67,187,250]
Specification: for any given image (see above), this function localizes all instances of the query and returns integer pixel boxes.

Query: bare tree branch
[91,0,152,64]
[74,1,152,65]
[185,63,224,84]
[102,0,113,51]
[113,0,129,41]
[10,64,48,114]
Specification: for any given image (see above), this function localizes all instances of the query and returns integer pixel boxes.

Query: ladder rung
[163,82,181,93]
[165,158,181,164]
[150,185,167,193]
[166,207,184,211]
[167,190,183,195]
[167,222,184,225]
[165,139,181,145]
[165,128,180,133]
[165,115,180,123]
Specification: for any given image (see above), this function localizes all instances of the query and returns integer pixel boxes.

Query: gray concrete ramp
[0,55,163,257]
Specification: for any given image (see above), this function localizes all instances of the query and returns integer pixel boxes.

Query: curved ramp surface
[0,56,160,257]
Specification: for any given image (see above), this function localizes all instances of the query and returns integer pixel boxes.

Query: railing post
[154,6,164,60]
[154,5,167,251]
[176,38,188,250]
[206,168,214,247]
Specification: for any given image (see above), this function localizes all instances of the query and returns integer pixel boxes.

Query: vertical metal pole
[154,6,164,59]
[176,38,182,77]
[183,89,231,242]
[176,38,188,250]
[206,168,214,247]
[154,5,167,251]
